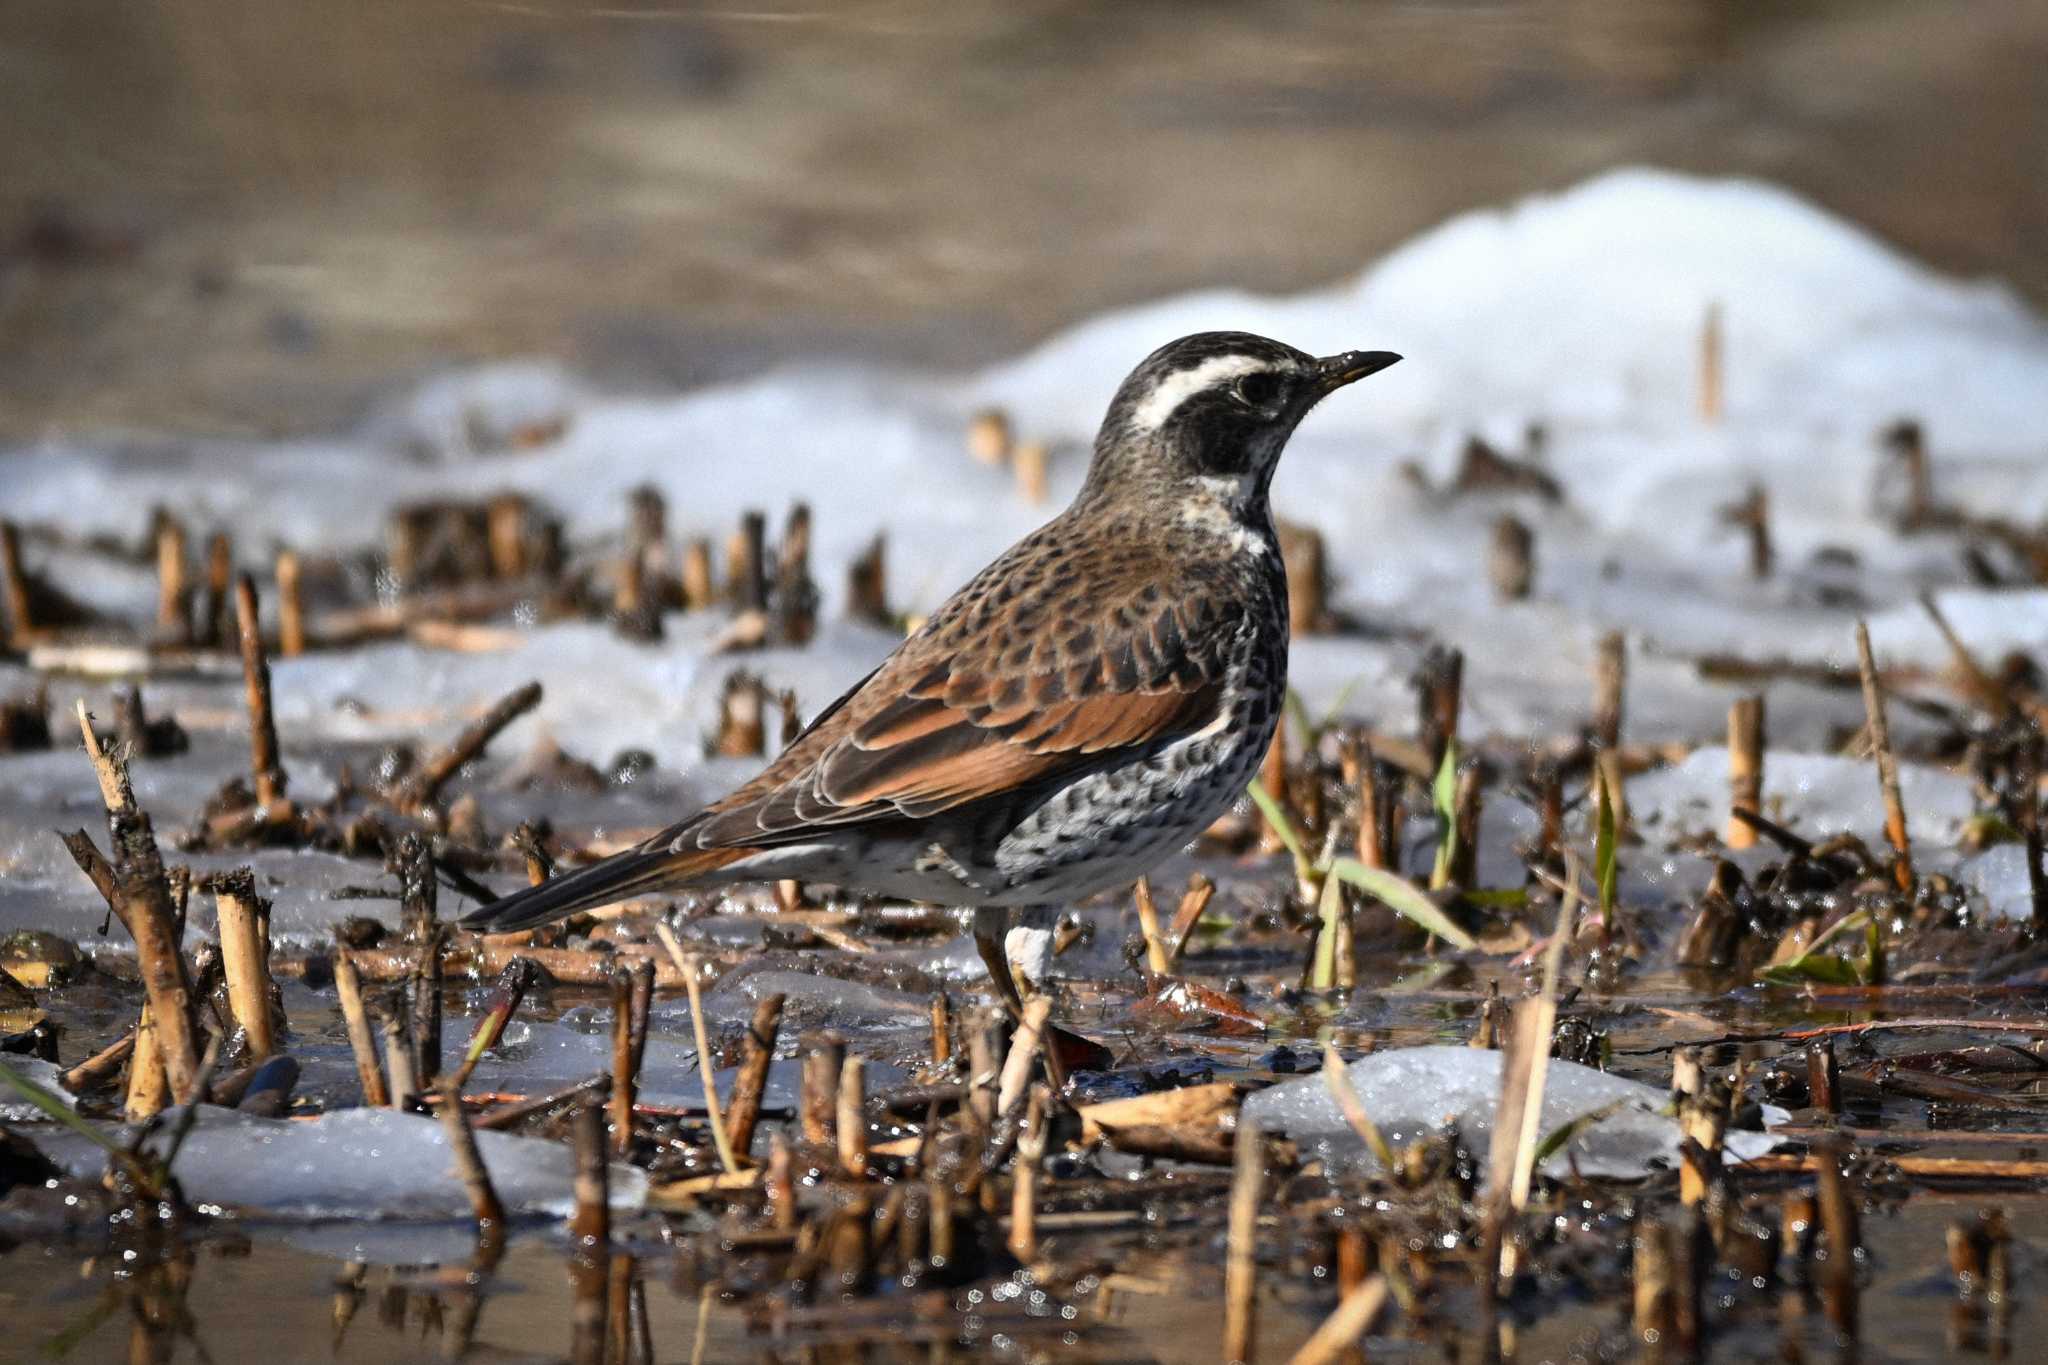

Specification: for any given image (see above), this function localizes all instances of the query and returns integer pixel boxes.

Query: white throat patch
[1130,354,1272,431]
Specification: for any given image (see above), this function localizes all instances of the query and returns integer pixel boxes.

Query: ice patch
[33,1105,646,1220]
[1627,747,1979,844]
[1242,1045,1783,1181]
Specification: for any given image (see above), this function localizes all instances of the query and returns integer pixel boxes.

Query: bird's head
[1082,331,1400,516]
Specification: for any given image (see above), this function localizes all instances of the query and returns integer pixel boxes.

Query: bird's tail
[457,842,749,935]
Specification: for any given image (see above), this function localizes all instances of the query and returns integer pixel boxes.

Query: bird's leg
[973,906,1026,1017]
[972,905,1069,1093]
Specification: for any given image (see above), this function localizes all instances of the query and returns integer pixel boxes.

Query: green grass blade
[1429,740,1459,888]
[1593,764,1618,918]
[1329,857,1477,951]
[1311,872,1344,989]
[1247,778,1315,884]
[0,1058,123,1158]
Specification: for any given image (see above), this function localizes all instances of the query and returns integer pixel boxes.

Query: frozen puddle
[35,1105,647,1221]
[1243,1045,1784,1181]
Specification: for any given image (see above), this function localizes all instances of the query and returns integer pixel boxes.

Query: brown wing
[677,537,1235,850]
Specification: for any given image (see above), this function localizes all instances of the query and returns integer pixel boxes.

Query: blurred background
[4,0,2046,440]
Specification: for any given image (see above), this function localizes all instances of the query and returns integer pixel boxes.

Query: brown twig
[837,1053,869,1177]
[0,520,33,646]
[383,1008,419,1111]
[800,1029,844,1149]
[1167,873,1217,965]
[1698,301,1723,424]
[723,992,784,1160]
[656,923,739,1172]
[60,1027,136,1094]
[437,1087,507,1270]
[1224,1117,1266,1363]
[1132,877,1170,976]
[155,516,190,642]
[274,550,307,657]
[474,1074,609,1131]
[332,944,389,1107]
[446,956,540,1094]
[1287,1275,1388,1365]
[1592,629,1626,751]
[390,681,543,811]
[233,576,289,807]
[77,704,202,1108]
[608,963,638,1157]
[1725,694,1765,849]
[211,868,276,1059]
[1008,1083,1050,1262]
[928,991,952,1065]
[1854,620,1914,894]
[569,1098,610,1365]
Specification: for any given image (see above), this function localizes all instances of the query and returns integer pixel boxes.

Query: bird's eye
[1233,372,1281,407]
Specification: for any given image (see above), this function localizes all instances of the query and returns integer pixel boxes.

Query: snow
[4,167,2047,939]
[33,1104,647,1220]
[1242,1045,1784,1181]
[1962,843,2045,922]
[1626,746,1980,845]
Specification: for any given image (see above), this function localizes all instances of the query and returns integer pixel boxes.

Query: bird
[459,331,1400,1019]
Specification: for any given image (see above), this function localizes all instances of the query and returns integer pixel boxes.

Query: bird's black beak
[1314,350,1402,395]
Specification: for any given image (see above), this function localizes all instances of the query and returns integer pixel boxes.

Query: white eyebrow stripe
[1128,354,1273,431]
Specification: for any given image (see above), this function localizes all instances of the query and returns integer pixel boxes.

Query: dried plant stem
[680,539,715,610]
[234,574,288,807]
[475,1075,609,1131]
[1286,1275,1388,1365]
[1592,630,1626,749]
[436,1087,507,1267]
[1224,1118,1266,1364]
[723,992,784,1159]
[61,1027,136,1094]
[274,550,307,657]
[77,704,202,1107]
[412,930,445,1085]
[608,964,638,1157]
[1726,695,1765,849]
[1008,1083,1049,1262]
[0,520,32,645]
[1167,874,1217,965]
[1418,645,1463,773]
[1353,739,1386,871]
[383,1009,418,1111]
[392,680,542,810]
[765,1133,796,1231]
[995,995,1051,1116]
[1698,301,1723,423]
[1814,1137,1860,1336]
[76,699,132,814]
[1014,439,1049,505]
[967,1009,1005,1132]
[332,946,389,1107]
[156,517,190,642]
[1633,1214,1674,1350]
[1854,620,1914,895]
[928,991,952,1064]
[569,1099,610,1365]
[125,1004,168,1121]
[1132,877,1170,975]
[447,957,539,1094]
[837,1054,868,1177]
[655,923,740,1172]
[213,870,276,1059]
